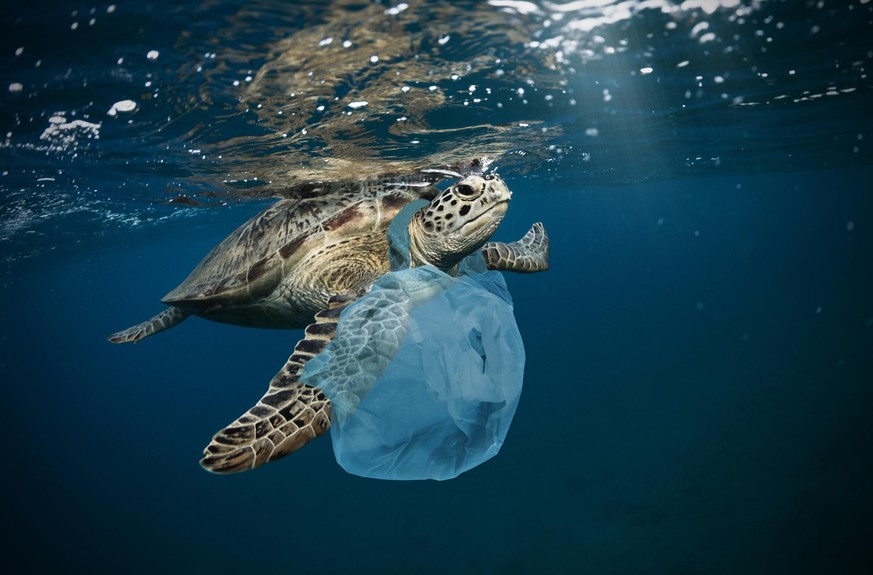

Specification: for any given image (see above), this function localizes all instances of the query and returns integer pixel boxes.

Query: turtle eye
[455,183,476,197]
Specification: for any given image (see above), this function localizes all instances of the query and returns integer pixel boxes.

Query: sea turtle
[109,170,549,473]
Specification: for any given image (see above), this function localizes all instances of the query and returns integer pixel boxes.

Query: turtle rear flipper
[199,295,354,473]
[107,307,190,344]
[483,222,550,273]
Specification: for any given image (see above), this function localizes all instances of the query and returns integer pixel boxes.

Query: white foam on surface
[107,100,137,116]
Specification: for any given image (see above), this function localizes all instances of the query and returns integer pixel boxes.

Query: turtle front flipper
[199,295,354,474]
[482,222,549,273]
[107,307,190,343]
[483,222,550,273]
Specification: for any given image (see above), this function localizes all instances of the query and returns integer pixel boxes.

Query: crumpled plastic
[300,200,525,480]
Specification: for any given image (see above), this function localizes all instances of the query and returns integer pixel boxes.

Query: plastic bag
[300,201,525,480]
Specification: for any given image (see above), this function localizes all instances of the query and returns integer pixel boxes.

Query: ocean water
[2,1,872,573]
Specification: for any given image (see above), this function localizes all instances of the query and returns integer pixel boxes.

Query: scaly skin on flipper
[107,307,190,344]
[200,266,456,473]
[483,222,550,273]
[199,295,355,473]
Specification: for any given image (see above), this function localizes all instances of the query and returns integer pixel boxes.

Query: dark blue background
[2,1,872,573]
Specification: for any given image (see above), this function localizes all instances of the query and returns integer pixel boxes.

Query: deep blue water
[2,1,873,574]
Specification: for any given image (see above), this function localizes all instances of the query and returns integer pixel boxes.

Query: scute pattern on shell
[163,178,439,306]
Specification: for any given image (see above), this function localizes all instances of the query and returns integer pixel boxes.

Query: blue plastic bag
[300,201,525,480]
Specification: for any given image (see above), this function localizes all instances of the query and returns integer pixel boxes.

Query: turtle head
[408,174,511,271]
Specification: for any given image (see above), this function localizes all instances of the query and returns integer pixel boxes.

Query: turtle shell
[162,181,438,311]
